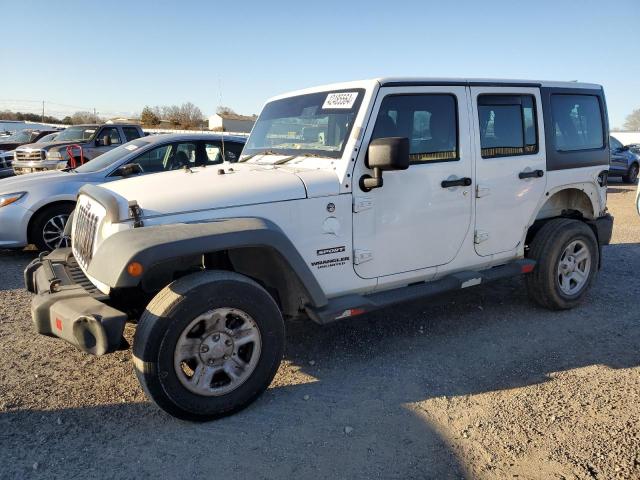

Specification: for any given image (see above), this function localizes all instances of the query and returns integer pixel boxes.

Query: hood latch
[128,200,144,228]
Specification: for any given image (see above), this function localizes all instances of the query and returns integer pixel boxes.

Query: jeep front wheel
[133,271,285,421]
[525,218,599,310]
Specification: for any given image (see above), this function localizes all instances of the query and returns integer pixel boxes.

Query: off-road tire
[29,203,75,251]
[525,218,599,310]
[133,270,285,421]
[622,163,638,184]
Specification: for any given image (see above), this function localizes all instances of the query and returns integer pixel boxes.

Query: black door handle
[441,177,472,188]
[519,169,544,179]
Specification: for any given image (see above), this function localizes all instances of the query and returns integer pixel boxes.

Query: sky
[1,0,639,127]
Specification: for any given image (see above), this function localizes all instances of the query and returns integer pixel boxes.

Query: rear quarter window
[551,95,604,152]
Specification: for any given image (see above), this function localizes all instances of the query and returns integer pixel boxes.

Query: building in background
[208,113,255,133]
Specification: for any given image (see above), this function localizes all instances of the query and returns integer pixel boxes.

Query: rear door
[471,87,546,256]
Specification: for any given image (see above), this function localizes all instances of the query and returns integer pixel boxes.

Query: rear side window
[478,95,538,158]
[550,95,604,152]
[223,141,244,162]
[122,127,141,142]
[371,94,458,163]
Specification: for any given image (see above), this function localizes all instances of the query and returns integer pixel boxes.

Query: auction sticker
[322,92,358,109]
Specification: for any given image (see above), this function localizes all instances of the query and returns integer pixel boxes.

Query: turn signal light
[127,262,144,277]
[521,263,535,274]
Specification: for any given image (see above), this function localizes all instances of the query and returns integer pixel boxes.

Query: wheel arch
[26,199,77,244]
[86,218,328,316]
[534,186,598,222]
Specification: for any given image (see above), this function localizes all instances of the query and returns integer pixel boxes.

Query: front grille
[73,202,100,268]
[66,256,101,295]
[14,149,45,161]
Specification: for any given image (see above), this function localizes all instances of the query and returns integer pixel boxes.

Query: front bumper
[25,248,127,356]
[13,159,67,175]
[0,203,31,248]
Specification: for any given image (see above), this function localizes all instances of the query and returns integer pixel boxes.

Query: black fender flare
[86,217,328,308]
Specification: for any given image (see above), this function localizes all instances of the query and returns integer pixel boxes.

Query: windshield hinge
[474,230,489,244]
[128,201,144,228]
[476,185,490,198]
[353,196,373,213]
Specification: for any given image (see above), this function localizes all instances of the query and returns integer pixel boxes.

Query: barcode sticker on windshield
[323,92,358,109]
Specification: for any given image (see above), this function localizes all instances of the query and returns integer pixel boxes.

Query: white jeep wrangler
[26,78,613,420]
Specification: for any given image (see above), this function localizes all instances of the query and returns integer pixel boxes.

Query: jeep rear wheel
[133,271,285,421]
[525,218,599,310]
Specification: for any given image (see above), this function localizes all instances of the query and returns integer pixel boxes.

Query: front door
[352,86,473,279]
[609,136,627,174]
[470,87,547,257]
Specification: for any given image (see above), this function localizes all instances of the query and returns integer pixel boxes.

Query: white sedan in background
[0,133,245,250]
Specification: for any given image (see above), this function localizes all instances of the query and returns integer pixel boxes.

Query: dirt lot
[0,183,639,480]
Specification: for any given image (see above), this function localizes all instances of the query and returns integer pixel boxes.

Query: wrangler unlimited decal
[311,256,350,269]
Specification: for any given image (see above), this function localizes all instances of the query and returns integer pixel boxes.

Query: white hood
[99,162,341,217]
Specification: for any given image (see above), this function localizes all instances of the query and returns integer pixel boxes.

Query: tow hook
[128,200,144,228]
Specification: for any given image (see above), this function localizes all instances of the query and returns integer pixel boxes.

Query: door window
[134,144,172,172]
[371,94,458,163]
[132,142,196,172]
[122,127,142,142]
[100,127,122,145]
[204,143,223,164]
[550,95,604,152]
[477,95,538,158]
[609,136,623,152]
[222,141,244,162]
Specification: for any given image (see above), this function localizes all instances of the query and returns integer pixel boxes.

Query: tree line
[140,103,205,129]
[0,109,101,125]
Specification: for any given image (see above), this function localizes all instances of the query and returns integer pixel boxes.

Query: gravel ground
[1,182,639,480]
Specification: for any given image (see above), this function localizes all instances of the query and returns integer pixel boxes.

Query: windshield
[38,133,58,143]
[55,126,97,142]
[243,89,364,159]
[0,130,32,143]
[75,139,150,173]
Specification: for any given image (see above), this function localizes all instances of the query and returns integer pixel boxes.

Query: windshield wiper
[239,150,284,162]
[273,153,324,165]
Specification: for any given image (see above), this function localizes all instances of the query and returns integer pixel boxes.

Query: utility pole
[93,108,96,122]
[41,101,44,124]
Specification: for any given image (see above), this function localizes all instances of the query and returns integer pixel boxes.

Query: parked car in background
[0,131,62,179]
[0,151,15,178]
[12,123,144,175]
[609,136,639,184]
[0,128,58,153]
[37,132,60,143]
[0,133,245,250]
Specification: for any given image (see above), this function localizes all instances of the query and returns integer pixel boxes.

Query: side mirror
[114,163,143,177]
[361,137,410,191]
[621,145,629,151]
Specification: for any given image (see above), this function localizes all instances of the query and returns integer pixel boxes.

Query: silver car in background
[0,132,61,179]
[0,133,246,250]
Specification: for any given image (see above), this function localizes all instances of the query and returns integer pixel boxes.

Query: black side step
[306,259,535,324]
